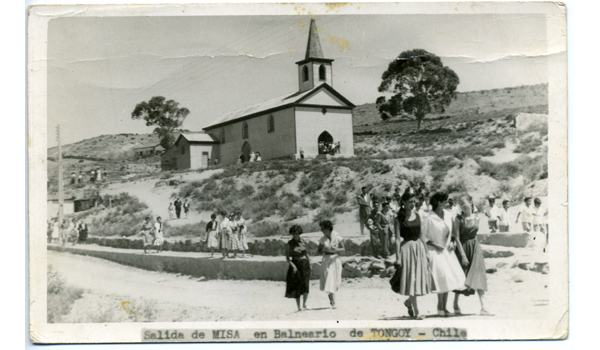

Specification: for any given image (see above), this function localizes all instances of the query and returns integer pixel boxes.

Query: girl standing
[228,213,241,258]
[318,220,345,308]
[205,213,220,258]
[234,211,249,257]
[140,216,154,253]
[219,211,231,258]
[154,217,164,253]
[421,192,466,317]
[393,191,431,319]
[168,203,175,220]
[453,195,490,315]
[285,225,311,311]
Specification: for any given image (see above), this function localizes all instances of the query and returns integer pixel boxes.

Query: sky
[47,14,548,147]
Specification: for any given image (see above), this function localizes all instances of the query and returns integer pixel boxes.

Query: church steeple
[296,19,334,93]
[305,19,324,59]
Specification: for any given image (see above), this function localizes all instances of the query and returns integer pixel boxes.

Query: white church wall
[294,107,354,156]
[301,89,345,106]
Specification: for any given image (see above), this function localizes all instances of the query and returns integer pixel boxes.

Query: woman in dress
[421,192,466,316]
[318,220,345,308]
[140,216,154,253]
[51,219,60,244]
[234,211,249,257]
[205,213,220,257]
[285,225,311,311]
[453,195,490,315]
[168,203,175,220]
[219,211,232,258]
[153,216,164,253]
[393,191,431,319]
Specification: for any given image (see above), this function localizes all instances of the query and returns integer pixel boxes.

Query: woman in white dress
[153,216,164,253]
[318,220,346,308]
[421,192,467,317]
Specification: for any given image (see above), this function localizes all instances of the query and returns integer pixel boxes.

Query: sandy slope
[49,249,549,323]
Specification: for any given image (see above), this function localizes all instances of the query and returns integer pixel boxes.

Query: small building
[133,144,164,159]
[162,133,219,170]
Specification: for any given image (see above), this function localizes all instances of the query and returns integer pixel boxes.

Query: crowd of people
[47,217,88,245]
[318,141,340,155]
[168,198,190,220]
[237,151,262,164]
[69,167,106,185]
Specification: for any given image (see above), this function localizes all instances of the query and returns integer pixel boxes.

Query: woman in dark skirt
[453,194,491,315]
[393,191,431,319]
[285,225,311,311]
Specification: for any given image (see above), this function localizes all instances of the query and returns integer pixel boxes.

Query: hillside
[352,83,548,133]
[52,83,548,239]
[48,133,160,161]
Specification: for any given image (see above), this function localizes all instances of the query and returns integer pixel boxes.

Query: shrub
[163,221,206,238]
[47,265,84,323]
[239,184,255,197]
[403,159,425,171]
[490,140,506,149]
[283,205,305,221]
[160,171,173,179]
[430,156,460,173]
[514,136,543,154]
[313,205,336,224]
[371,162,392,174]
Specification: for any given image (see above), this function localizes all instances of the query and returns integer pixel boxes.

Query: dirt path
[49,250,549,323]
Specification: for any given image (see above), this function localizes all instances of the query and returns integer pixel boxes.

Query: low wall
[48,245,327,281]
[83,232,530,257]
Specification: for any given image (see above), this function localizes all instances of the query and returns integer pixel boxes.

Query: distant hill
[352,83,548,132]
[48,133,161,160]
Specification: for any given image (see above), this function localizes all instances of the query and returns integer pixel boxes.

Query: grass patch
[47,265,85,323]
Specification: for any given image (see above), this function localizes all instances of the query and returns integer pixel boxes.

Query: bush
[371,162,392,174]
[514,136,543,154]
[430,156,461,173]
[313,205,336,224]
[283,205,305,221]
[163,221,207,238]
[403,159,425,171]
[160,171,173,179]
[47,265,84,323]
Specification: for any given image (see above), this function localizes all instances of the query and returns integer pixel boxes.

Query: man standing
[183,199,190,219]
[498,200,511,232]
[515,197,533,232]
[485,197,500,233]
[356,186,372,235]
[174,198,182,219]
[373,202,393,259]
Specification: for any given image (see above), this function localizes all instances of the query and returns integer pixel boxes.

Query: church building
[202,19,355,166]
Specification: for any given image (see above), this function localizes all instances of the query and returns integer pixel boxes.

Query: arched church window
[221,129,226,144]
[242,121,249,139]
[302,66,309,82]
[268,115,275,133]
[319,65,326,81]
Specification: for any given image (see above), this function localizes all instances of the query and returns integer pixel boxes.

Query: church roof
[305,19,324,59]
[176,133,218,144]
[203,84,354,130]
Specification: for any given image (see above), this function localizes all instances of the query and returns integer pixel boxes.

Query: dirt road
[48,250,549,323]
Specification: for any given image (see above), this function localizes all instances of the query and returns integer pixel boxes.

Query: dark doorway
[241,142,251,163]
[318,131,334,155]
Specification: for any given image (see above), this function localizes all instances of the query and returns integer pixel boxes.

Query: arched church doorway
[241,141,252,163]
[318,131,335,155]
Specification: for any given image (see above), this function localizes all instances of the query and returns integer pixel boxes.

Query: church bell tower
[296,19,334,93]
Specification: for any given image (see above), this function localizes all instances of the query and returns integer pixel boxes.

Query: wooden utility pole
[57,125,64,225]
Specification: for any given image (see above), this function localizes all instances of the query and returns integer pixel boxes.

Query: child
[498,200,511,232]
[154,217,164,253]
[485,198,500,233]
